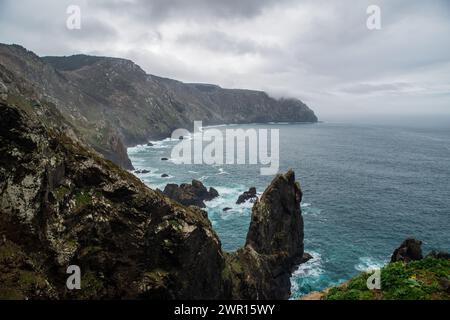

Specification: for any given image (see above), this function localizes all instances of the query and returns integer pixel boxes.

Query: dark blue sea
[128,117,450,298]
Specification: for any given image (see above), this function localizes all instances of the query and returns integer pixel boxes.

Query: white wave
[292,251,325,278]
[354,256,386,272]
[301,206,322,216]
[301,202,311,208]
[217,168,230,175]
[291,251,325,295]
[127,144,148,154]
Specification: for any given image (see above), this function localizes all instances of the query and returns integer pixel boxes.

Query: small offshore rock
[135,169,150,174]
[162,180,219,208]
[236,187,257,204]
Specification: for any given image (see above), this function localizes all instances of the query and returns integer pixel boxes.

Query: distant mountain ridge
[0,43,317,169]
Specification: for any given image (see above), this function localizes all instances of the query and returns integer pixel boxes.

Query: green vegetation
[74,190,92,208]
[0,241,50,299]
[54,185,70,200]
[325,257,450,300]
[78,271,104,299]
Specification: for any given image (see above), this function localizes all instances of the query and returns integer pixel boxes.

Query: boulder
[161,173,169,178]
[161,157,169,161]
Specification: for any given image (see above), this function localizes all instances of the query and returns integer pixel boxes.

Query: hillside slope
[0,43,317,170]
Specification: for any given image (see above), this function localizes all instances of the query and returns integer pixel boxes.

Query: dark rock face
[236,187,257,204]
[0,43,317,170]
[0,100,307,300]
[226,170,305,299]
[391,238,423,263]
[0,102,227,299]
[162,180,219,208]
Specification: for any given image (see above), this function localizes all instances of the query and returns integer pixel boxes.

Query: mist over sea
[128,117,450,298]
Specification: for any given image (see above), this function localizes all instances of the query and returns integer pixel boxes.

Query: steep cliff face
[0,101,306,299]
[0,43,317,170]
[0,45,134,170]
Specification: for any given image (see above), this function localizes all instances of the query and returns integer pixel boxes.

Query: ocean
[127,118,450,298]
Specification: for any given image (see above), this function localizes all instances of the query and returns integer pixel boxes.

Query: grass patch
[325,257,450,300]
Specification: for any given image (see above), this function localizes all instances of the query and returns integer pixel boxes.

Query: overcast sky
[1,0,449,119]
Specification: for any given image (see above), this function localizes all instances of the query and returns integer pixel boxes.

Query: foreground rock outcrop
[0,101,306,299]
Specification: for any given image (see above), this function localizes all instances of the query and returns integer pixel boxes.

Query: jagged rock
[162,180,219,208]
[226,170,305,299]
[236,187,257,204]
[391,238,423,263]
[299,252,313,265]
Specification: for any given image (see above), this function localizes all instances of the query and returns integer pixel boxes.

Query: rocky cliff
[0,99,306,299]
[0,43,317,170]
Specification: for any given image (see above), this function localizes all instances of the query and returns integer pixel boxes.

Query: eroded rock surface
[0,101,307,300]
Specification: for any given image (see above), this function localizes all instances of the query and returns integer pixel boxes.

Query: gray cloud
[0,0,449,118]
